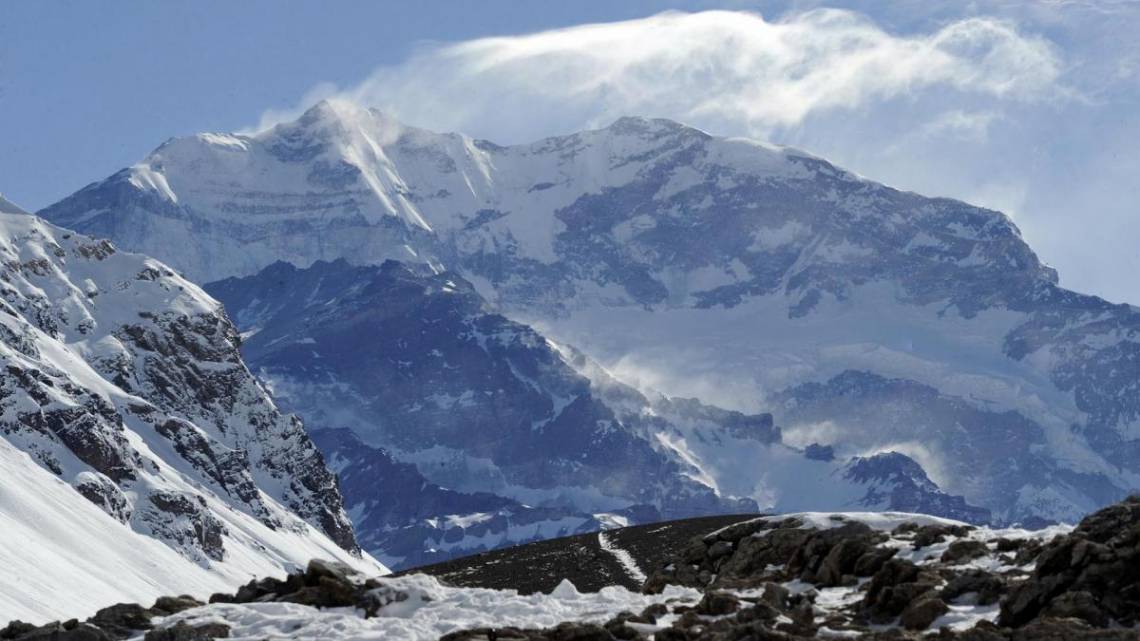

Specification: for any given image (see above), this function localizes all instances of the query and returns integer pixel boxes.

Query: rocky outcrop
[449,498,1140,639]
[1000,496,1140,628]
[1,595,204,641]
[643,516,899,594]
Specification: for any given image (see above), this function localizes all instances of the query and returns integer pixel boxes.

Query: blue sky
[0,1,712,209]
[2,1,1139,303]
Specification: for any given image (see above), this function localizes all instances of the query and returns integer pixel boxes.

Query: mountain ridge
[37,102,1140,524]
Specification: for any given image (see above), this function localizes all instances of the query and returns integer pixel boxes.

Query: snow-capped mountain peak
[38,104,1140,528]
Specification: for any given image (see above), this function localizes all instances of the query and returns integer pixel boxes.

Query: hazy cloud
[251,9,1062,143]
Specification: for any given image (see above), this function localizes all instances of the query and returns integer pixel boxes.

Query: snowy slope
[0,203,385,623]
[39,100,1140,523]
[0,438,375,624]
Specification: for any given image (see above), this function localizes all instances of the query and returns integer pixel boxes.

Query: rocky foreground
[3,497,1138,640]
[475,496,1140,640]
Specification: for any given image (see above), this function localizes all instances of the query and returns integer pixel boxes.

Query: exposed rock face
[0,208,377,623]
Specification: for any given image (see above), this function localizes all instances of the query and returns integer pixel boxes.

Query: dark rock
[759,582,791,611]
[1000,495,1140,628]
[695,591,740,616]
[16,623,113,641]
[737,601,780,623]
[714,525,813,586]
[941,540,989,564]
[305,558,357,584]
[994,538,1025,553]
[151,596,203,615]
[900,597,949,630]
[143,622,230,641]
[639,603,668,624]
[893,522,921,536]
[706,540,733,560]
[0,622,37,640]
[1010,539,1044,567]
[853,546,897,577]
[1041,591,1109,627]
[791,524,879,586]
[941,570,1005,606]
[544,622,614,641]
[1009,617,1140,641]
[862,559,941,623]
[912,524,973,549]
[87,603,153,639]
[278,575,358,608]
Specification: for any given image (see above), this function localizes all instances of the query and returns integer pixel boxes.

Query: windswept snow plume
[249,10,1061,142]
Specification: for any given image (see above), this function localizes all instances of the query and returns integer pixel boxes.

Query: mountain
[204,258,986,567]
[40,100,1140,523]
[0,202,383,624]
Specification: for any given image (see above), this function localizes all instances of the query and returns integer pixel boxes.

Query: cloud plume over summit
[251,9,1062,142]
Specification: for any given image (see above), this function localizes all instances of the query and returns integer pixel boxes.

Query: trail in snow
[597,532,647,584]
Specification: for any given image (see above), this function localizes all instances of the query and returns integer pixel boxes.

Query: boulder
[899,597,948,630]
[143,622,230,641]
[151,596,204,616]
[695,591,740,616]
[941,570,1005,606]
[941,540,989,564]
[861,559,941,623]
[86,603,153,639]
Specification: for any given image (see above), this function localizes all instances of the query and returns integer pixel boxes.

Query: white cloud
[250,9,1062,143]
